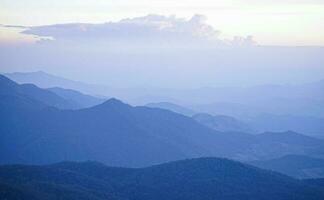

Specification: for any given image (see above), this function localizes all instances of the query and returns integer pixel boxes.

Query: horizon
[1,70,324,90]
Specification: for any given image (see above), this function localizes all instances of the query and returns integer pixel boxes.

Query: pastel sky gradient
[1,0,324,88]
[1,0,324,45]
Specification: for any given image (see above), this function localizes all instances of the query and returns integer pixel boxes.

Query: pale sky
[1,0,324,88]
[1,0,324,45]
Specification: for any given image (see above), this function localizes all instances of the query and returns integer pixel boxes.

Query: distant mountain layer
[6,71,324,117]
[145,100,324,136]
[0,74,76,109]
[248,114,324,137]
[192,113,254,133]
[0,74,104,110]
[48,87,105,108]
[6,70,323,135]
[249,155,324,179]
[1,158,324,200]
[192,102,324,135]
[145,102,254,132]
[1,74,324,166]
[146,102,196,116]
[4,71,122,101]
[4,71,106,96]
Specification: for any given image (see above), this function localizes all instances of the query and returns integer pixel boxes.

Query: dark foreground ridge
[249,154,324,179]
[0,157,324,200]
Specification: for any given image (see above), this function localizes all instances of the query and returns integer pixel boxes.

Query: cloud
[0,24,29,29]
[231,35,257,46]
[0,17,323,89]
[21,14,255,46]
[23,14,217,39]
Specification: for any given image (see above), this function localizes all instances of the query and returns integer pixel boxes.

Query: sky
[1,0,324,45]
[0,0,324,88]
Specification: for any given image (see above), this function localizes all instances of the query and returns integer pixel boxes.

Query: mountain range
[2,73,324,199]
[4,71,108,96]
[146,102,196,116]
[0,74,76,110]
[6,71,324,116]
[192,113,254,133]
[5,71,324,136]
[249,155,324,179]
[145,101,324,137]
[48,87,105,108]
[145,102,254,132]
[1,158,324,200]
[1,74,324,167]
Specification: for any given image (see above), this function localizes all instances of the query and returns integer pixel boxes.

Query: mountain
[248,113,324,137]
[4,71,107,96]
[191,81,324,117]
[192,101,258,119]
[2,96,324,166]
[48,87,105,108]
[249,155,324,179]
[2,75,324,166]
[1,158,324,200]
[0,182,38,200]
[0,74,77,109]
[6,72,324,120]
[192,113,254,133]
[0,93,226,166]
[192,101,324,136]
[1,74,104,109]
[0,75,230,166]
[4,71,125,101]
[146,102,196,116]
[145,103,255,133]
[209,131,324,161]
[251,131,324,160]
[303,178,324,189]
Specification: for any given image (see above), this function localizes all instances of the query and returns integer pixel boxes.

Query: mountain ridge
[1,157,324,200]
[0,74,77,109]
[1,74,324,167]
[249,154,324,179]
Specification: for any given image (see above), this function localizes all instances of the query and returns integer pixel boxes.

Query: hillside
[1,158,324,200]
[249,155,324,179]
[146,102,196,116]
[193,113,254,133]
[0,74,76,109]
[1,75,324,166]
[48,87,105,108]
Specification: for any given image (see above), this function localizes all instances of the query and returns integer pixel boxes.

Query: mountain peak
[146,101,196,116]
[105,98,126,104]
[94,98,130,109]
[28,70,54,77]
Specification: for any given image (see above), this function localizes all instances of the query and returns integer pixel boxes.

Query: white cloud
[231,35,257,46]
[21,14,255,46]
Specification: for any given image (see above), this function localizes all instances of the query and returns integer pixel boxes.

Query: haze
[1,0,324,88]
